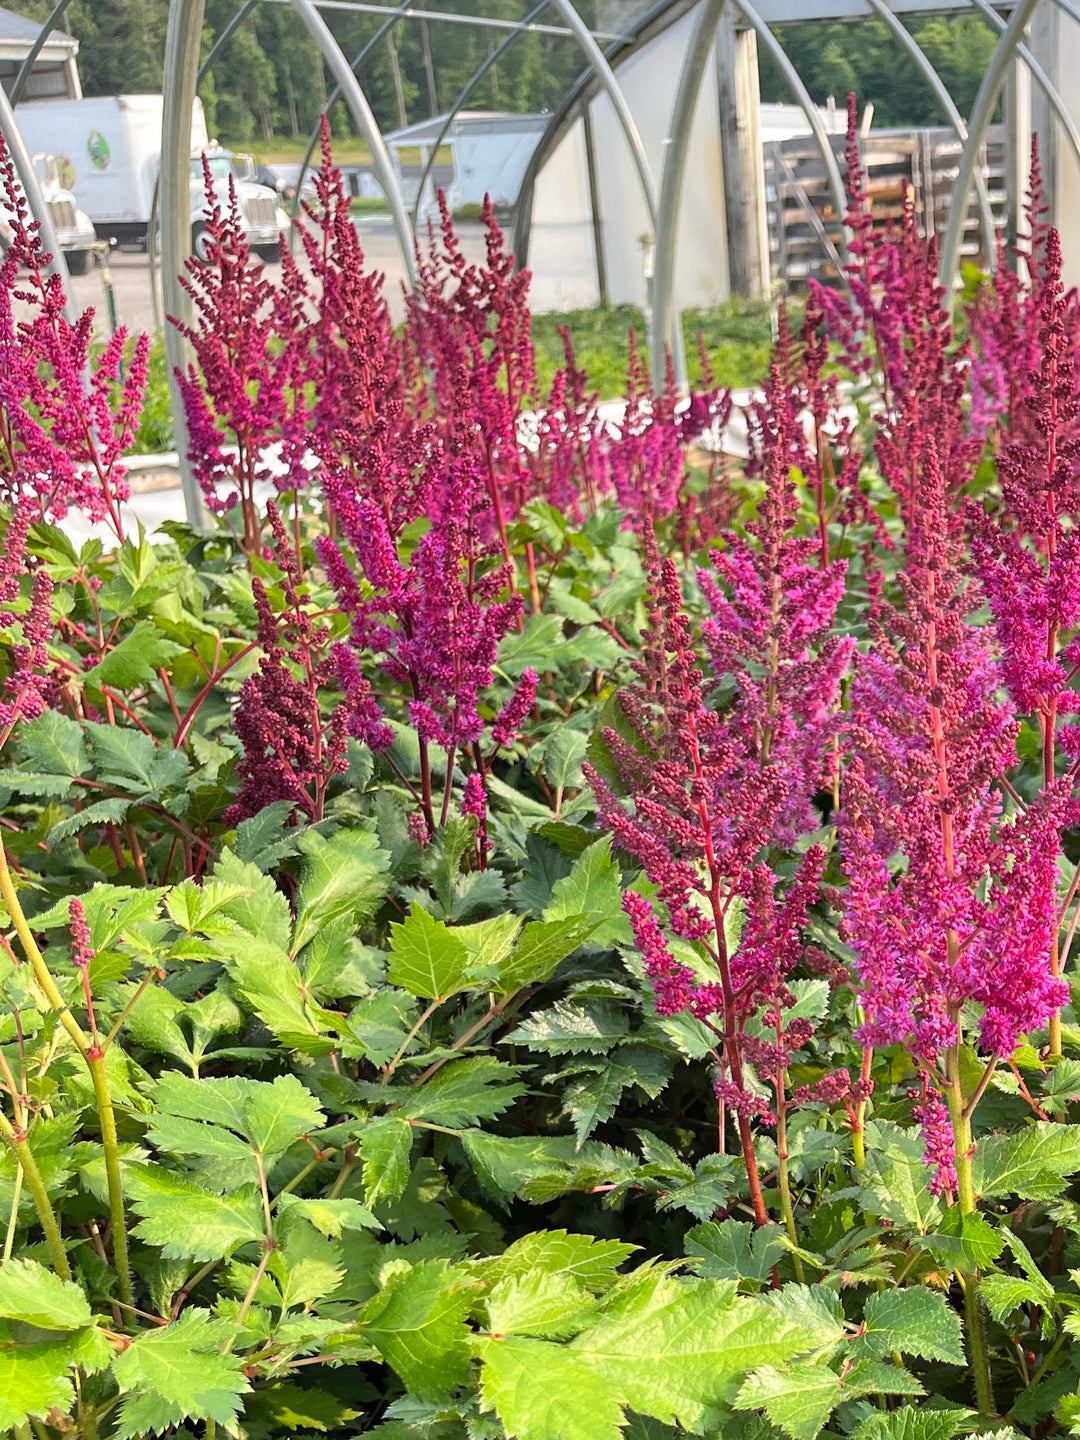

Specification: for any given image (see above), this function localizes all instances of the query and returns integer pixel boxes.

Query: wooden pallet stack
[762,125,1007,290]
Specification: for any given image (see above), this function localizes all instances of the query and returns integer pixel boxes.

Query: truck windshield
[191,155,234,183]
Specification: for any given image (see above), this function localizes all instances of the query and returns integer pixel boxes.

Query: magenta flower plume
[586,525,832,1222]
[299,120,431,536]
[840,434,1069,1068]
[0,505,55,746]
[173,162,310,548]
[226,501,346,825]
[0,133,144,539]
[697,444,853,843]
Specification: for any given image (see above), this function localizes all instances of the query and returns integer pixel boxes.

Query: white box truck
[0,153,97,274]
[14,94,289,261]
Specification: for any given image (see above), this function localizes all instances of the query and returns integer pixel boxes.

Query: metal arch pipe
[863,0,997,258]
[545,0,658,236]
[161,0,207,524]
[940,0,1040,296]
[511,0,698,272]
[10,0,70,107]
[411,0,552,232]
[545,0,691,384]
[650,0,729,388]
[148,0,263,336]
[200,0,262,79]
[735,0,848,246]
[735,0,847,229]
[289,0,413,231]
[0,81,74,318]
[289,0,416,283]
[966,0,1080,185]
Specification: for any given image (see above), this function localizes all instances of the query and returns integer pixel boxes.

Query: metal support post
[0,80,74,320]
[161,0,207,524]
[650,0,728,388]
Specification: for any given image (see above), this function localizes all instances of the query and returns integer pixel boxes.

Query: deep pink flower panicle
[840,432,1067,1066]
[0,133,143,536]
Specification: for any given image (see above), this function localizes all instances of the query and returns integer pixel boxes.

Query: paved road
[64,215,489,340]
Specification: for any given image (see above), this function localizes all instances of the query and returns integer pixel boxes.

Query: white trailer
[14,94,289,260]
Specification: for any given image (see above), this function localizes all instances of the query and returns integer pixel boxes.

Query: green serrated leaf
[484,1230,638,1292]
[0,1322,77,1429]
[127,1167,265,1260]
[734,1362,842,1440]
[973,1122,1080,1200]
[685,1220,787,1287]
[853,1288,964,1366]
[388,903,471,999]
[476,1334,626,1440]
[569,1280,823,1429]
[496,914,598,993]
[506,998,629,1054]
[293,827,391,953]
[850,1408,971,1440]
[360,1116,414,1206]
[399,1057,526,1128]
[485,1271,596,1338]
[84,619,183,690]
[20,710,86,778]
[362,1261,475,1400]
[0,1258,93,1330]
[544,836,630,948]
[112,1308,250,1428]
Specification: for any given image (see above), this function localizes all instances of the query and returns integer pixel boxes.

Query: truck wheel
[65,249,93,276]
[254,243,281,264]
[191,223,215,264]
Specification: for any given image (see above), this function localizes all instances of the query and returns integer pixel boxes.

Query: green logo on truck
[87,131,110,170]
[55,155,75,190]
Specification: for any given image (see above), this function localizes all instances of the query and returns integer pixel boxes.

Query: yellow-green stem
[0,844,86,1056]
[0,844,132,1306]
[0,1114,70,1279]
[851,1103,866,1171]
[88,1054,132,1310]
[945,1046,995,1417]
[775,1073,804,1281]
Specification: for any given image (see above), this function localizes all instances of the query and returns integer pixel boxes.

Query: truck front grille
[243,196,277,229]
[47,199,76,231]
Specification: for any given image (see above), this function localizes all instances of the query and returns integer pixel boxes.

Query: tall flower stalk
[589,430,850,1225]
[971,226,1080,1056]
[840,436,1069,1415]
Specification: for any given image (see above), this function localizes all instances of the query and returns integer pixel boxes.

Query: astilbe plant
[746,301,877,567]
[174,160,310,550]
[297,120,432,535]
[406,193,534,566]
[226,499,349,825]
[318,439,537,846]
[816,97,979,538]
[839,433,1069,1416]
[0,136,146,541]
[968,139,1071,445]
[970,225,1080,1055]
[587,444,850,1234]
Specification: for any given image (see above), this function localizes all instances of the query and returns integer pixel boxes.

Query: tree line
[12,0,996,145]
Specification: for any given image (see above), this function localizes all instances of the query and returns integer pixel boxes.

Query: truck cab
[189,145,289,263]
[0,153,96,275]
